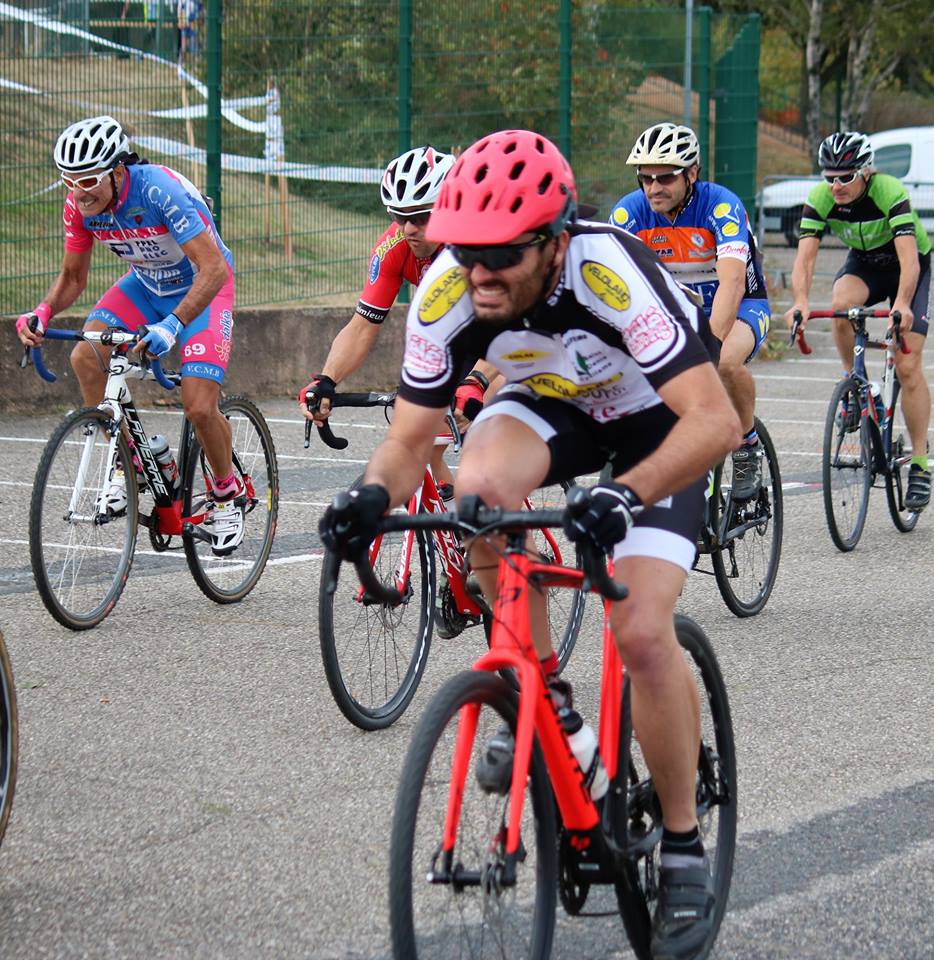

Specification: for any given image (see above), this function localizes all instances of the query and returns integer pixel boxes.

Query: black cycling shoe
[730,443,761,501]
[905,464,931,512]
[651,858,716,960]
[474,724,514,795]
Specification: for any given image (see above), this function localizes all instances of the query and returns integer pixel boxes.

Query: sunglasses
[449,234,549,271]
[61,169,111,191]
[823,170,861,186]
[391,211,431,227]
[636,168,686,187]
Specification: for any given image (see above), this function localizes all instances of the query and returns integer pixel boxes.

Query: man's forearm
[322,313,381,383]
[708,281,744,341]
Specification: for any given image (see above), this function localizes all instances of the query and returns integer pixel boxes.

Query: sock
[911,455,929,472]
[660,826,705,869]
[213,471,241,500]
[743,427,759,447]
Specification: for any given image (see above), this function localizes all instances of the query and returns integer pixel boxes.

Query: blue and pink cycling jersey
[608,180,771,356]
[63,162,235,383]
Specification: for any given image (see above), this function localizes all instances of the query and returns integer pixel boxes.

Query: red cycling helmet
[425,129,577,245]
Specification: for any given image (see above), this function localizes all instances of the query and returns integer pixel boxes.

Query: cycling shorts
[736,298,771,361]
[834,251,930,336]
[86,267,235,383]
[473,386,705,572]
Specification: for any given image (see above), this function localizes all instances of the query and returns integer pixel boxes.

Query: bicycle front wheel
[711,418,783,617]
[319,488,435,730]
[389,670,557,959]
[0,630,18,849]
[183,396,279,602]
[615,616,737,960]
[883,379,920,533]
[822,378,872,551]
[29,408,138,629]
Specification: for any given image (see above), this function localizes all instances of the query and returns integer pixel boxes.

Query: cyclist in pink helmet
[322,129,739,960]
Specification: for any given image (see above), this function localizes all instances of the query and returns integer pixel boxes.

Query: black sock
[660,826,704,866]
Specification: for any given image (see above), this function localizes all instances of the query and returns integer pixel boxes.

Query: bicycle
[24,326,279,629]
[337,497,735,959]
[693,417,784,617]
[793,308,919,551]
[308,392,586,731]
[0,629,17,852]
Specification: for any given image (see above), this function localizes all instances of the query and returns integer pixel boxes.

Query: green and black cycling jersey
[799,173,931,266]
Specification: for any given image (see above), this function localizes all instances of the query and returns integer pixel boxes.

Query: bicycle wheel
[319,479,435,730]
[615,615,737,960]
[183,396,279,602]
[29,408,138,629]
[0,630,18,849]
[883,379,920,533]
[822,378,872,551]
[711,418,783,617]
[528,481,586,671]
[389,670,557,959]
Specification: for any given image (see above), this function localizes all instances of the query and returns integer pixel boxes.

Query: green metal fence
[0,1,759,315]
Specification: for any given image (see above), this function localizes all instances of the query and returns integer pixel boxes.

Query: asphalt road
[1,273,932,958]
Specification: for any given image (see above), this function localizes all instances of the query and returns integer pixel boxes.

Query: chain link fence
[1,1,759,314]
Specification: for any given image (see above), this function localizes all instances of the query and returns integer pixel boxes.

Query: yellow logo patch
[418,268,467,324]
[612,207,629,225]
[722,221,739,237]
[580,261,631,311]
[523,372,620,399]
[499,349,551,362]
[713,202,732,218]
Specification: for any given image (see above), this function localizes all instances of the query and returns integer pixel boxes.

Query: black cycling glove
[563,481,643,553]
[319,483,390,560]
[299,374,336,413]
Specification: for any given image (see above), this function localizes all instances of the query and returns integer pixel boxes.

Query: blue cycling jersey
[608,180,767,313]
[63,163,233,297]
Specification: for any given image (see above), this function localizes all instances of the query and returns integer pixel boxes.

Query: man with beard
[319,129,739,960]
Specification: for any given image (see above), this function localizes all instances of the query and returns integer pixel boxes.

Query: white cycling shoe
[207,488,245,556]
[102,469,128,515]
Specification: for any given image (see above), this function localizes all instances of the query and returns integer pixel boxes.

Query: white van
[757,126,934,246]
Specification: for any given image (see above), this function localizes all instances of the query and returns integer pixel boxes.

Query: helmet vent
[538,172,553,195]
[474,163,488,184]
[509,161,525,180]
[480,193,492,211]
[509,196,523,213]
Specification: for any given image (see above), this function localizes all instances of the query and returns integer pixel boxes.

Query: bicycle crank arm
[182,521,213,544]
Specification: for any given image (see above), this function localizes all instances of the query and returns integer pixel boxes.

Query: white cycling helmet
[627,122,700,168]
[381,145,455,215]
[54,116,130,174]
[818,131,874,171]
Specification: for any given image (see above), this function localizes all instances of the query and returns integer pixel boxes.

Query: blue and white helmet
[54,116,130,174]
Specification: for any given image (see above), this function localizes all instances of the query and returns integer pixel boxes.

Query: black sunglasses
[449,235,549,271]
[823,170,861,186]
[391,211,431,227]
[636,168,686,187]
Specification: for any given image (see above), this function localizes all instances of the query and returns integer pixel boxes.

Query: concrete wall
[0,307,408,412]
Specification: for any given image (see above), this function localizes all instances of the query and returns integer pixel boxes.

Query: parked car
[757,126,934,246]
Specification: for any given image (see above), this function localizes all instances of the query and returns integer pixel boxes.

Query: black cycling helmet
[818,131,874,171]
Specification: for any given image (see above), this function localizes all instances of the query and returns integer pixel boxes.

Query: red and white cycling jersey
[356,223,437,323]
[398,223,715,423]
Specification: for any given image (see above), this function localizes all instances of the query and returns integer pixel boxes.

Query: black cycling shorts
[472,387,706,571]
[835,251,930,335]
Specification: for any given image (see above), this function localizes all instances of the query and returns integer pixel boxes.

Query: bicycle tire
[389,670,557,959]
[30,408,138,629]
[0,630,18,849]
[882,379,920,533]
[615,615,737,960]
[711,418,783,617]
[183,396,279,602]
[319,474,435,730]
[822,378,872,551]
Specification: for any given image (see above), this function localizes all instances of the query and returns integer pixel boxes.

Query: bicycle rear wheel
[711,418,783,617]
[183,396,279,602]
[822,378,872,551]
[615,615,737,960]
[319,479,435,730]
[29,408,138,629]
[389,670,557,959]
[0,630,18,849]
[883,380,920,533]
[528,481,586,671]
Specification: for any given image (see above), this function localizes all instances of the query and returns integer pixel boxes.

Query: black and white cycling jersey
[398,222,716,423]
